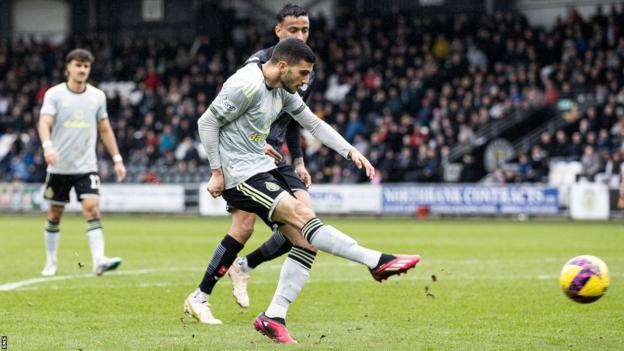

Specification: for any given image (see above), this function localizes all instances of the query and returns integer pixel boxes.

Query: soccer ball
[559,255,610,304]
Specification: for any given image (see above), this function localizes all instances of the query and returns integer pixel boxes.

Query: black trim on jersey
[291,104,306,116]
[251,60,274,91]
[65,82,87,94]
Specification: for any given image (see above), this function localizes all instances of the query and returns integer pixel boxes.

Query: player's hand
[295,163,312,187]
[264,144,282,162]
[618,195,624,209]
[207,169,225,198]
[114,162,126,182]
[43,147,59,165]
[348,148,375,180]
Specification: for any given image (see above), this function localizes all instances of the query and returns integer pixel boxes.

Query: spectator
[581,145,601,180]
[1,6,623,185]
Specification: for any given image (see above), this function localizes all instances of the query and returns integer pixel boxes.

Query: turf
[0,214,622,350]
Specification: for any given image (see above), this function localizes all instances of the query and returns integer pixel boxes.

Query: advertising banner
[0,183,44,211]
[48,184,185,213]
[198,183,383,216]
[308,184,382,214]
[2,183,185,213]
[382,185,559,215]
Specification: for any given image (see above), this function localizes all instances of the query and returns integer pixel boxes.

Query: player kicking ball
[223,3,319,311]
[188,38,419,344]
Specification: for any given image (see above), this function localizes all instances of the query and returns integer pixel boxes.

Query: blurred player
[190,38,420,343]
[38,48,126,276]
[225,3,317,309]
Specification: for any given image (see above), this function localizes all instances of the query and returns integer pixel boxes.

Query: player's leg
[272,195,393,269]
[239,190,316,268]
[274,196,420,281]
[184,209,253,324]
[221,172,309,343]
[229,189,316,307]
[261,242,315,330]
[234,161,316,273]
[254,193,332,344]
[257,194,419,342]
[41,173,71,276]
[226,210,257,308]
[77,173,121,275]
[246,171,418,343]
[42,204,64,276]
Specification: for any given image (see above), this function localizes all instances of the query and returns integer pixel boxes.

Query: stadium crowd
[1,5,623,184]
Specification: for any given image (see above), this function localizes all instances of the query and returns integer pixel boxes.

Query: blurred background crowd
[1,4,623,185]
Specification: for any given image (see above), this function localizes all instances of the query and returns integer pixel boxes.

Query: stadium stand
[0,6,622,185]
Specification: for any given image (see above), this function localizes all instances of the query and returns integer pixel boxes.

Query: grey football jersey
[207,63,307,189]
[40,83,108,174]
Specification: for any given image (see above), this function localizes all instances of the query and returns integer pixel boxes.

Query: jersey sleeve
[282,91,306,117]
[96,90,109,120]
[40,88,58,117]
[208,76,259,126]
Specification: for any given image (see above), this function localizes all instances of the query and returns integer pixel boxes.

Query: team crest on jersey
[265,182,280,192]
[221,96,237,112]
[44,187,54,199]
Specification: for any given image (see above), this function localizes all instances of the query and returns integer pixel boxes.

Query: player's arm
[285,119,311,186]
[198,111,225,198]
[198,78,255,197]
[97,118,126,182]
[39,88,59,165]
[38,114,58,165]
[291,103,375,179]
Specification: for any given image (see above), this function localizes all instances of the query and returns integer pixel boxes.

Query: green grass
[0,214,623,350]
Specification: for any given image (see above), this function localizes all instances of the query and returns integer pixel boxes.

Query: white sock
[236,256,252,274]
[303,220,381,268]
[86,220,105,266]
[44,220,61,262]
[266,249,314,320]
[192,288,210,303]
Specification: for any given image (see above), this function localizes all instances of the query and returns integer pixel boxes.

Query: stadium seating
[0,8,622,184]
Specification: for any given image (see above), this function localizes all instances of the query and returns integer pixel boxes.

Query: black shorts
[275,158,307,192]
[43,172,100,205]
[225,161,307,215]
[223,169,294,228]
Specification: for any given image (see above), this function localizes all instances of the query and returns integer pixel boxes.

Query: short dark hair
[65,48,94,64]
[276,3,307,23]
[270,37,316,65]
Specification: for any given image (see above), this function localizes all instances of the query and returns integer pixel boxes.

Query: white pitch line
[13,271,624,292]
[2,259,622,292]
[0,262,363,292]
[0,267,193,291]
[0,274,94,291]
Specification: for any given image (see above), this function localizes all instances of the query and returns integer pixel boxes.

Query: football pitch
[0,214,622,350]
